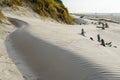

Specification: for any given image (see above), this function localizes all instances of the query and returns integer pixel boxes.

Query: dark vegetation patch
[0,0,75,24]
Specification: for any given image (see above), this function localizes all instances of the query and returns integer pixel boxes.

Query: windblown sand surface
[1,8,120,80]
[0,21,24,80]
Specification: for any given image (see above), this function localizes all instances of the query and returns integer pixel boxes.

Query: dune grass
[1,0,23,6]
[0,0,75,24]
[31,0,75,24]
[0,10,5,23]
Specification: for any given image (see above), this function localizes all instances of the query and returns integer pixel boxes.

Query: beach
[1,9,120,80]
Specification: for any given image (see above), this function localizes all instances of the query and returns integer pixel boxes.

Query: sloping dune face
[6,27,107,80]
[5,18,106,80]
[5,17,120,80]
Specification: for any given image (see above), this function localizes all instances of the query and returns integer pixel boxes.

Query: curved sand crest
[5,17,120,80]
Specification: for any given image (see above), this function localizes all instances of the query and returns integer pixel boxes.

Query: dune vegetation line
[0,0,75,24]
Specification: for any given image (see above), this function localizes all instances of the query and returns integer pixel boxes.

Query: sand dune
[5,15,120,80]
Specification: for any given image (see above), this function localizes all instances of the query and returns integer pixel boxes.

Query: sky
[62,0,120,13]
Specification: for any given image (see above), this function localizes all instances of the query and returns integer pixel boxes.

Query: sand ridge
[4,13,120,80]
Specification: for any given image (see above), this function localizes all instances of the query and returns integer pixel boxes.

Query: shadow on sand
[5,28,109,80]
[8,17,29,28]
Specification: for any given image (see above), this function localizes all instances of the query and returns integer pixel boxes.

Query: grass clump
[1,0,23,6]
[0,10,5,23]
[29,0,75,24]
[0,0,75,24]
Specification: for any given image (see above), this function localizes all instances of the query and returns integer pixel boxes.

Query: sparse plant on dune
[0,10,5,23]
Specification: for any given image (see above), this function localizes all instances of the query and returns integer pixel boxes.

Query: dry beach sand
[0,7,120,80]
